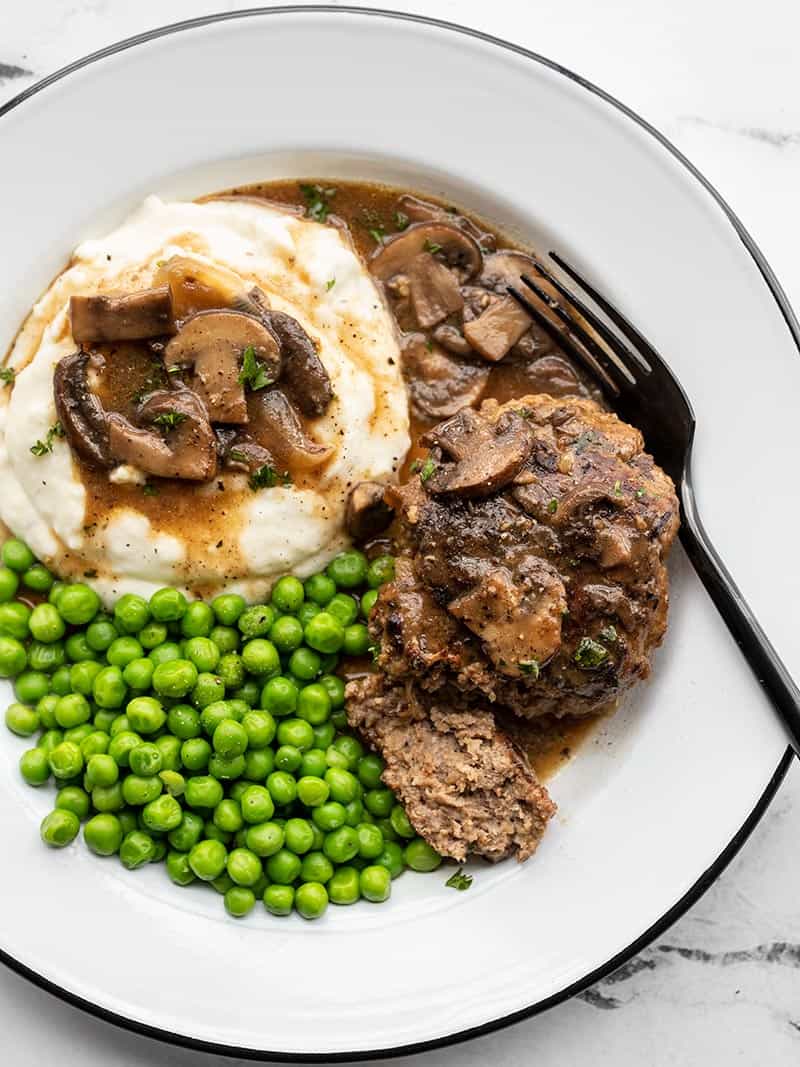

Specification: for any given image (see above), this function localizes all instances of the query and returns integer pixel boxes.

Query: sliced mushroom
[432,323,472,356]
[396,195,496,250]
[107,388,217,481]
[247,389,333,471]
[154,256,268,321]
[463,295,533,362]
[421,407,534,497]
[164,310,281,424]
[220,433,276,473]
[345,482,394,542]
[401,335,489,420]
[406,252,464,328]
[53,351,112,468]
[70,288,174,343]
[264,311,333,417]
[478,251,566,338]
[370,222,483,284]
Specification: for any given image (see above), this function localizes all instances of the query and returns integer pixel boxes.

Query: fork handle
[680,479,800,758]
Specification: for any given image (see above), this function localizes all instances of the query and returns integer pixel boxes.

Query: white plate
[0,7,796,1060]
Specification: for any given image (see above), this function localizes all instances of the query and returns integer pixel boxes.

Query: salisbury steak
[346,674,556,862]
[373,393,679,718]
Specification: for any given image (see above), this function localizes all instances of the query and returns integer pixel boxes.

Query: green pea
[184,637,219,673]
[37,728,64,755]
[246,820,284,857]
[303,612,345,655]
[149,587,187,622]
[148,641,182,666]
[298,747,327,778]
[275,745,302,773]
[41,808,80,847]
[300,850,334,884]
[327,550,368,589]
[120,830,156,869]
[19,563,50,593]
[68,660,102,696]
[0,635,27,677]
[328,865,361,905]
[129,742,162,777]
[108,730,142,768]
[84,813,123,855]
[304,572,336,606]
[2,538,34,572]
[152,659,198,699]
[360,589,379,619]
[213,799,244,834]
[167,810,204,852]
[323,825,359,864]
[356,820,385,858]
[167,703,200,740]
[312,722,336,750]
[364,787,395,818]
[210,626,239,654]
[241,638,280,677]
[92,665,127,709]
[268,615,304,653]
[360,864,391,902]
[265,848,301,885]
[85,619,118,652]
[86,753,119,789]
[91,709,117,733]
[266,770,296,806]
[181,737,211,772]
[184,775,224,809]
[57,583,100,626]
[92,782,125,813]
[122,656,154,691]
[56,785,90,820]
[226,847,262,887]
[316,679,343,716]
[117,812,137,838]
[152,736,180,773]
[284,817,315,855]
[239,784,274,825]
[107,636,144,667]
[79,731,110,759]
[325,768,360,805]
[296,683,331,726]
[357,753,385,790]
[326,593,359,627]
[200,701,235,736]
[268,576,302,614]
[35,693,59,729]
[192,672,225,708]
[296,602,321,629]
[114,593,150,634]
[260,675,298,716]
[216,652,244,691]
[126,696,165,734]
[0,601,32,640]
[211,593,246,626]
[325,745,349,771]
[312,802,347,832]
[166,849,196,885]
[122,774,163,806]
[0,566,19,603]
[138,621,168,649]
[54,693,90,729]
[404,837,443,872]
[238,604,275,638]
[238,709,273,750]
[188,838,228,881]
[5,701,39,736]
[180,601,214,638]
[63,632,93,663]
[49,665,71,696]
[142,794,182,832]
[20,746,50,786]
[263,883,294,916]
[229,680,259,706]
[294,880,328,919]
[343,623,371,657]
[276,717,314,752]
[159,770,185,797]
[366,554,395,589]
[29,603,66,644]
[27,640,65,678]
[225,885,256,917]
[208,752,246,780]
[63,722,94,745]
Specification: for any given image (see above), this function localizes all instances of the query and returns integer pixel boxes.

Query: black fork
[508,257,800,757]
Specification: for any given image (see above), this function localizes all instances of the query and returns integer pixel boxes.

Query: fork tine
[506,284,621,396]
[549,252,663,371]
[529,259,651,374]
[520,274,637,388]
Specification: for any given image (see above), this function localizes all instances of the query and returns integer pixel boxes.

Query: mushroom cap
[421,407,535,497]
[247,388,333,471]
[107,388,217,481]
[370,222,483,283]
[264,311,333,418]
[345,481,394,542]
[154,256,267,321]
[53,351,112,468]
[164,309,281,424]
[401,334,489,421]
[70,287,174,344]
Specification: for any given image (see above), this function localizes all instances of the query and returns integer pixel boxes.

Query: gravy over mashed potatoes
[0,196,408,602]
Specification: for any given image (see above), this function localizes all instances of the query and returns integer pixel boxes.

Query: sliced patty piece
[346,673,555,863]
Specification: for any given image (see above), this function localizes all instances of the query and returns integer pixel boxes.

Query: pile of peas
[0,537,442,920]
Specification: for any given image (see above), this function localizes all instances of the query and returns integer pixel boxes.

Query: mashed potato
[0,196,408,601]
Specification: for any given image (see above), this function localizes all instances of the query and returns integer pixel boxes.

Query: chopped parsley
[237,345,273,392]
[299,183,336,223]
[409,459,422,473]
[613,480,623,497]
[636,487,646,499]
[368,227,385,244]
[228,448,247,463]
[30,422,64,457]
[445,868,473,891]
[325,277,336,291]
[425,339,434,352]
[394,210,410,231]
[152,410,187,433]
[419,457,437,483]
[547,498,558,515]
[368,641,381,663]
[518,659,540,678]
[0,367,15,385]
[166,364,181,375]
[142,482,159,497]
[600,625,618,645]
[515,406,533,419]
[248,465,292,492]
[573,637,610,670]
[424,239,443,255]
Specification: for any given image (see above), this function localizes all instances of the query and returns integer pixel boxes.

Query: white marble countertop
[1,1,799,1063]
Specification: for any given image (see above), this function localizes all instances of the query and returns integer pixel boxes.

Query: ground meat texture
[346,674,555,862]
[376,393,679,718]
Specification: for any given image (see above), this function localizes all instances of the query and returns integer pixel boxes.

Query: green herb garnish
[636,487,646,499]
[238,345,273,392]
[613,480,622,497]
[228,448,247,463]
[325,277,336,291]
[142,483,159,497]
[369,227,385,244]
[248,465,292,492]
[573,637,609,670]
[547,498,558,515]
[599,625,618,645]
[299,183,337,223]
[419,457,436,483]
[0,367,15,385]
[152,410,187,433]
[518,660,540,678]
[30,422,64,457]
[409,459,422,473]
[445,868,473,891]
[424,239,443,254]
[394,210,410,231]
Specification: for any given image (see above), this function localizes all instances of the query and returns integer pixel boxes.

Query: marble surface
[1,1,799,1063]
